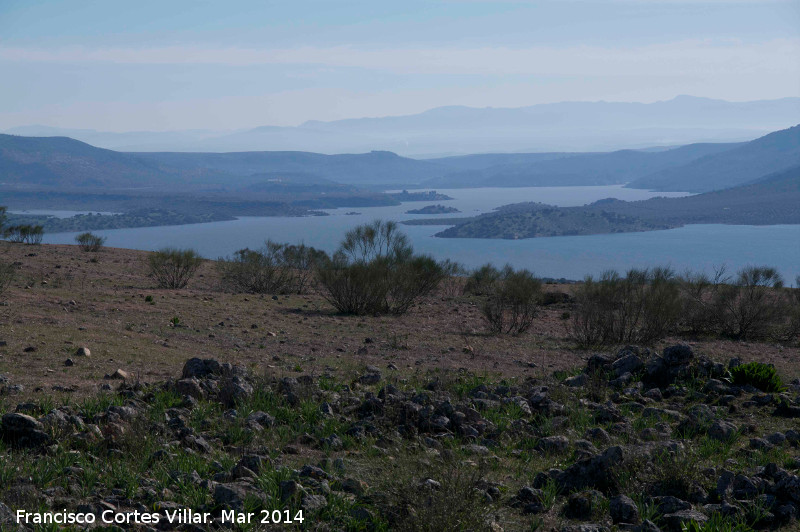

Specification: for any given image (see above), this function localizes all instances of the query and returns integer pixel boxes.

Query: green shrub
[316,220,445,315]
[571,267,682,347]
[75,232,106,252]
[481,265,542,334]
[729,362,784,393]
[148,248,203,289]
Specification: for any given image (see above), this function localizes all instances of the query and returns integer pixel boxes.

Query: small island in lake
[405,204,461,215]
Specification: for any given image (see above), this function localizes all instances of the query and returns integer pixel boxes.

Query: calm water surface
[41,186,800,281]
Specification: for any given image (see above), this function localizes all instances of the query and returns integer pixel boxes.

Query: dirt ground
[0,242,798,402]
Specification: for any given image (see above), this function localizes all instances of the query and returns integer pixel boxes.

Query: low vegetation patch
[480,264,542,334]
[148,247,204,289]
[730,362,785,393]
[4,224,44,244]
[74,232,106,252]
[218,241,326,295]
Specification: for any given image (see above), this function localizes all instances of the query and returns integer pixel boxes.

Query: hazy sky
[1,0,798,131]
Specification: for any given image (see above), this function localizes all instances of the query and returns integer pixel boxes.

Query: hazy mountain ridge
[5,96,798,155]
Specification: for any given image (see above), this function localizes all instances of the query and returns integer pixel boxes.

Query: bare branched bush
[316,220,445,315]
[785,276,800,343]
[463,263,503,295]
[679,267,728,336]
[75,232,106,252]
[482,265,542,334]
[148,248,203,289]
[438,259,467,298]
[218,241,326,294]
[281,242,328,294]
[715,266,786,340]
[571,267,682,347]
[5,224,44,244]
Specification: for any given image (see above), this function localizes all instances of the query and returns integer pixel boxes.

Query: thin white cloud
[1,39,798,79]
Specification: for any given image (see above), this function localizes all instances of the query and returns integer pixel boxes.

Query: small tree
[482,265,542,334]
[75,232,106,252]
[148,248,203,289]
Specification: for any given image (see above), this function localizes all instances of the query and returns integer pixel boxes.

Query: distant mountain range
[2,123,798,194]
[0,135,448,190]
[4,95,799,156]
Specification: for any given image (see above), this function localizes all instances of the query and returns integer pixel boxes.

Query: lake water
[40,185,800,282]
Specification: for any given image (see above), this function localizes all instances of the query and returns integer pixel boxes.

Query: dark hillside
[423,142,742,188]
[133,150,449,186]
[0,134,192,188]
[627,125,800,192]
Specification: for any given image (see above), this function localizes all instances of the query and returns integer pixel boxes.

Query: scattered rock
[182,357,221,379]
[105,369,130,380]
[610,494,639,524]
[75,346,90,357]
[708,420,738,441]
[0,413,51,448]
